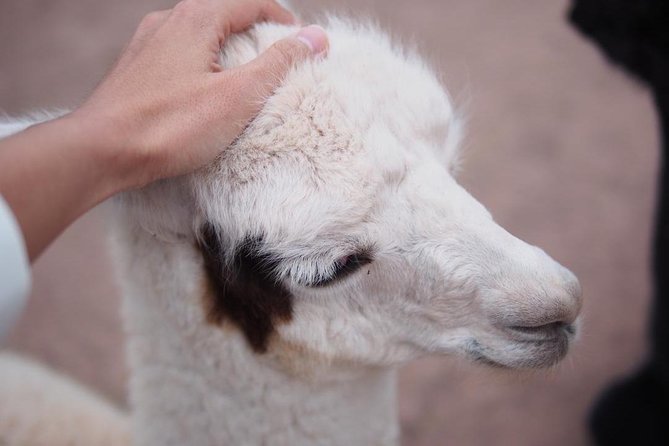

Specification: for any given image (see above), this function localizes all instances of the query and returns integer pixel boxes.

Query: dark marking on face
[198,223,293,353]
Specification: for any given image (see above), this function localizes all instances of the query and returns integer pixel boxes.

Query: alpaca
[0,13,582,446]
[0,353,130,446]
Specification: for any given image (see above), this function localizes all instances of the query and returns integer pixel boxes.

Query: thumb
[234,25,329,98]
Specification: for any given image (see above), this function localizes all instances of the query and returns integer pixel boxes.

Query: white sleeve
[0,194,31,341]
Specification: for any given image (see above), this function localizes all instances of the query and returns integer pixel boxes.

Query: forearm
[0,115,122,260]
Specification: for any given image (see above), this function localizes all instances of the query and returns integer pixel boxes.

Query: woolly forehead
[193,19,461,250]
[220,18,461,163]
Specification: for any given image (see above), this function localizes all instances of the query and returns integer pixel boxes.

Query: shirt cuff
[0,194,31,342]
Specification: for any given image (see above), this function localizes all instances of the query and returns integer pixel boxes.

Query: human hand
[0,0,328,260]
[73,0,328,190]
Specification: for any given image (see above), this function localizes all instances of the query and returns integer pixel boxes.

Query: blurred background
[0,0,658,445]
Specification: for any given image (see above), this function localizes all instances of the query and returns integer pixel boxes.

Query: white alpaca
[0,13,582,446]
[0,353,130,446]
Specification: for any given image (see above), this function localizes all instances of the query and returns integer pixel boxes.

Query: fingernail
[296,25,329,56]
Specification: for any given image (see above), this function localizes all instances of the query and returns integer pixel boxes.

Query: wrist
[0,113,129,259]
[45,113,128,204]
[64,108,147,195]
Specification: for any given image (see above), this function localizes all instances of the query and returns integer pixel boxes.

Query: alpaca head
[128,19,582,374]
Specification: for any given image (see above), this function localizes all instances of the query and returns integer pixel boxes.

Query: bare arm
[0,0,328,260]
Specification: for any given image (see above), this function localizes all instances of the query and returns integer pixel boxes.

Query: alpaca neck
[128,317,399,445]
[119,229,399,446]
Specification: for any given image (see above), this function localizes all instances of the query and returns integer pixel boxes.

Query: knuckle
[273,40,309,68]
[265,0,286,13]
[225,71,251,97]
[220,69,242,88]
[140,11,161,28]
[172,0,218,28]
[173,0,210,16]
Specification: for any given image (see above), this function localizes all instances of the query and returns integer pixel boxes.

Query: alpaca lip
[467,332,572,369]
[504,322,576,343]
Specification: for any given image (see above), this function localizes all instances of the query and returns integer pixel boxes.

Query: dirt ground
[0,1,658,445]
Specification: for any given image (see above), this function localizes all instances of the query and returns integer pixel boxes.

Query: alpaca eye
[310,252,373,287]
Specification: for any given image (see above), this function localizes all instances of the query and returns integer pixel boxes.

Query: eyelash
[309,252,373,287]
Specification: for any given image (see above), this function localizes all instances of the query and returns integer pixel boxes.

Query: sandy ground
[0,1,659,445]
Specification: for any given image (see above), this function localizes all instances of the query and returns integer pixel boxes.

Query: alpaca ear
[197,223,293,353]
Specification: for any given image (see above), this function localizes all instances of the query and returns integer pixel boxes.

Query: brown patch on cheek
[198,223,293,353]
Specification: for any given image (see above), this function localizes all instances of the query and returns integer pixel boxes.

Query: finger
[135,9,171,40]
[241,25,328,75]
[219,0,297,34]
[222,25,328,116]
[171,0,296,36]
[257,1,297,26]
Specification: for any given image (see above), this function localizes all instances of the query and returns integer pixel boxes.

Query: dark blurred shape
[569,1,669,444]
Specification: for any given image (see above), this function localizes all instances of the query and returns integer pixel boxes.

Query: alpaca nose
[486,265,583,340]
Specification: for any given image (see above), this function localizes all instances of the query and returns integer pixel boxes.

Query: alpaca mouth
[505,322,577,343]
[466,332,572,369]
